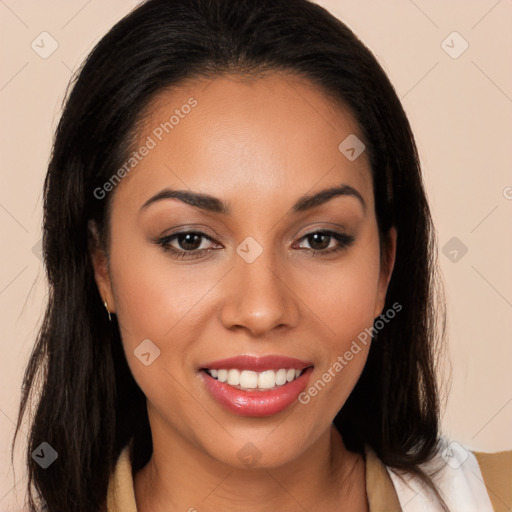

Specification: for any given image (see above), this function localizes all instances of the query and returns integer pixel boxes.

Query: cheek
[108,241,232,445]
[310,260,379,332]
[107,235,206,385]
[109,253,209,428]
[110,239,216,341]
[291,235,381,419]
[294,231,382,346]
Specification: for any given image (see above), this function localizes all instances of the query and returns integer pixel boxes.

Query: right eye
[157,231,221,259]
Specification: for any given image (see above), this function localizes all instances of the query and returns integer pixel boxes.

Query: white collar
[386,436,494,512]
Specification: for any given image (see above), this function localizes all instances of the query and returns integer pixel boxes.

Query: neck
[134,422,368,512]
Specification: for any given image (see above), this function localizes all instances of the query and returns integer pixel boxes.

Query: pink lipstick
[199,355,314,417]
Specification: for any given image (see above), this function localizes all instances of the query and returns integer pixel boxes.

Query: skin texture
[91,72,396,512]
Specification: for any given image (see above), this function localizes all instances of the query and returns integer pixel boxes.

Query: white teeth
[227,369,240,385]
[258,370,276,389]
[206,367,306,390]
[275,368,287,386]
[239,370,258,389]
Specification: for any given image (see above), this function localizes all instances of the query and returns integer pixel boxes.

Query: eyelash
[156,230,355,260]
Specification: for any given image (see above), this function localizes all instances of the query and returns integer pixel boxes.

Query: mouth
[199,354,314,417]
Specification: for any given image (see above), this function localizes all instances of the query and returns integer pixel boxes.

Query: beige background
[1,0,511,509]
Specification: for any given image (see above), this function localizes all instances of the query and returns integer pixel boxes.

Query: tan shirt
[106,442,512,511]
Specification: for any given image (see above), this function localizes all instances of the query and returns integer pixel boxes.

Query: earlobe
[88,220,116,313]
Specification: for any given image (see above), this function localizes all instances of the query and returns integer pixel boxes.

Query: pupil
[180,233,201,250]
[310,232,329,250]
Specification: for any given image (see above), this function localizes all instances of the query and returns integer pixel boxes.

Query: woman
[13,0,511,511]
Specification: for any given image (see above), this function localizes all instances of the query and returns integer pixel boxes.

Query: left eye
[295,231,351,252]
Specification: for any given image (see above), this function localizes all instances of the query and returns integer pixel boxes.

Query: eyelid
[287,221,350,245]
[158,224,221,240]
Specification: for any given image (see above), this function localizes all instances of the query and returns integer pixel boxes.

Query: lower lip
[200,367,314,417]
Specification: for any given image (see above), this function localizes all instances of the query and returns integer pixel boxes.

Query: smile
[199,354,314,417]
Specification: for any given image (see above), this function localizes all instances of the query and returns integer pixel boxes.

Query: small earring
[104,300,112,322]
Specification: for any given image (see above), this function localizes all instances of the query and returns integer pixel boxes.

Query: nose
[219,247,300,337]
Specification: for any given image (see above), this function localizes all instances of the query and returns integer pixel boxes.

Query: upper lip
[200,354,314,372]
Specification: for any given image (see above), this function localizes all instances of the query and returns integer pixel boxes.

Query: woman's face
[92,72,396,469]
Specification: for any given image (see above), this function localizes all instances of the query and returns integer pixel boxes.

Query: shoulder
[372,438,511,512]
[473,448,512,512]
[425,440,512,512]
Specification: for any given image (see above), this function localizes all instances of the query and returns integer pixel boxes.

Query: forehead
[111,71,373,215]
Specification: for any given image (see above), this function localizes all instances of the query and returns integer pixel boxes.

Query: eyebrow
[140,183,365,216]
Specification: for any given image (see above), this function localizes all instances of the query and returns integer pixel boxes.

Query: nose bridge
[220,235,299,335]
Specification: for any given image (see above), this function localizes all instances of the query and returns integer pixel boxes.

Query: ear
[374,226,397,318]
[88,220,116,313]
